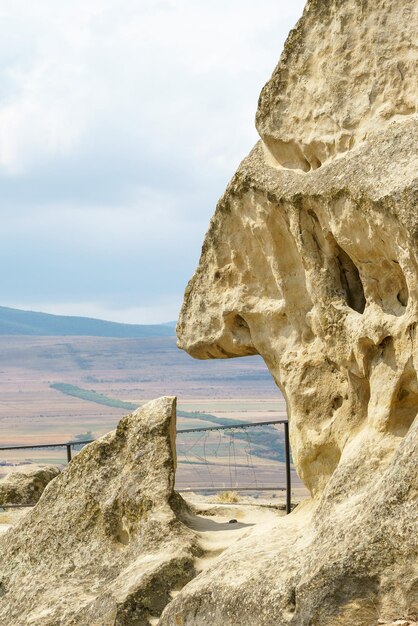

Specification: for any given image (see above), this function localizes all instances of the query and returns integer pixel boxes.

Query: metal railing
[176,420,291,513]
[0,440,95,463]
[0,420,292,514]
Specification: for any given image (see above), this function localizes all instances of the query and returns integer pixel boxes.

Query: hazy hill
[0,306,176,338]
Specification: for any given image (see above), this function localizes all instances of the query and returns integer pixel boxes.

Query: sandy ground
[181,493,287,575]
[148,493,296,625]
[0,492,307,626]
[0,492,302,539]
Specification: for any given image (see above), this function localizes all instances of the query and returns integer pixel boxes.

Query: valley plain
[0,335,304,496]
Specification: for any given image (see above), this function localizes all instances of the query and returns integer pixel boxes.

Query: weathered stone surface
[161,422,417,625]
[0,465,60,506]
[171,0,418,623]
[0,397,199,625]
[256,0,417,173]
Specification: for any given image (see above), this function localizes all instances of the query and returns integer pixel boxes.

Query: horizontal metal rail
[0,418,293,514]
[0,441,95,451]
[0,421,287,450]
[177,419,287,434]
[177,486,286,492]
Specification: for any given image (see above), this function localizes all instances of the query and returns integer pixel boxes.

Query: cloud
[0,0,306,322]
[0,0,305,176]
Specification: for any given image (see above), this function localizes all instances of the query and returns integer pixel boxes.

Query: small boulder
[0,465,60,506]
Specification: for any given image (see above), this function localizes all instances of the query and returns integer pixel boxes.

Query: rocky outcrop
[256,0,416,173]
[0,397,200,626]
[0,465,60,506]
[173,0,418,623]
[161,422,418,625]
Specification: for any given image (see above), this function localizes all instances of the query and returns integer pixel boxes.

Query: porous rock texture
[169,0,418,624]
[0,397,199,626]
[0,465,60,506]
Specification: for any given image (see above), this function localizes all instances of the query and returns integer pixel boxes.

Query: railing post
[284,421,291,514]
[66,444,72,463]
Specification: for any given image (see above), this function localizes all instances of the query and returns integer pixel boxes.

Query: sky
[0,0,306,324]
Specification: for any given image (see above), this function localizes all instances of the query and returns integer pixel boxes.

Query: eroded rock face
[256,0,417,173]
[0,465,60,506]
[0,397,199,626]
[161,421,418,625]
[173,0,418,623]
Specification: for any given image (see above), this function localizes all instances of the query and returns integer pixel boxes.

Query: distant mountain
[0,306,176,338]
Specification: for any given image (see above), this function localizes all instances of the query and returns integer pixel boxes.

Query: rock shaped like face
[177,0,418,497]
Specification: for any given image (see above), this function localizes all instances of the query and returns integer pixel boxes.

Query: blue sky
[0,0,305,323]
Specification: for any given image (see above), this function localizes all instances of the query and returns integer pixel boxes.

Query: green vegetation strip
[50,383,288,462]
[50,383,138,410]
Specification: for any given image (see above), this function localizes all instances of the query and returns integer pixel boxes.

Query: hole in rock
[332,395,343,411]
[310,156,322,169]
[375,336,397,371]
[324,231,366,313]
[116,526,130,546]
[397,286,408,307]
[221,313,258,358]
[335,246,366,314]
[288,588,296,612]
[234,315,250,330]
[388,259,409,312]
[307,209,319,221]
[388,362,418,437]
[378,335,393,352]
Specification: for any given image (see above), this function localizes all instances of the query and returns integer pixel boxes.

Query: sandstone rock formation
[0,465,60,507]
[170,0,418,623]
[0,397,200,625]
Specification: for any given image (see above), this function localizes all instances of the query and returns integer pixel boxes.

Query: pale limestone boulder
[0,397,199,626]
[0,465,60,506]
[171,0,418,623]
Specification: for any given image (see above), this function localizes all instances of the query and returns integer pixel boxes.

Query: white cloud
[0,0,305,175]
[0,0,306,322]
[0,187,208,256]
